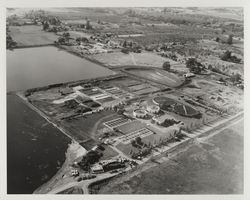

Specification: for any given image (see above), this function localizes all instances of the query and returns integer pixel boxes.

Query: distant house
[216,80,226,85]
[103,162,125,172]
[103,138,115,145]
[59,87,73,95]
[91,164,104,174]
[71,169,79,177]
[236,83,244,90]
[24,21,35,25]
[183,73,195,78]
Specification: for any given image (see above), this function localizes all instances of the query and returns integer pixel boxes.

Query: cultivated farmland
[9,25,58,46]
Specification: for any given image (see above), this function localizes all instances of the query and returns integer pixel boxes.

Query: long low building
[91,164,104,174]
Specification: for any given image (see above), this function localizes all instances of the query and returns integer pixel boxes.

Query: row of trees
[6,34,17,49]
[76,37,89,45]
[121,40,142,54]
[56,32,71,45]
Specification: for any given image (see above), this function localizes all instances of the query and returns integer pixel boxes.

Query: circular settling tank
[133,109,147,118]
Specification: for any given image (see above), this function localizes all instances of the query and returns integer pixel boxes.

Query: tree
[163,8,168,14]
[76,37,81,45]
[131,140,137,147]
[186,58,203,74]
[129,41,133,48]
[76,37,88,45]
[86,20,92,30]
[227,34,233,45]
[121,48,129,54]
[135,136,142,145]
[48,26,58,33]
[42,21,49,31]
[219,77,225,82]
[6,35,17,49]
[63,32,70,39]
[208,64,213,70]
[230,73,241,83]
[61,32,70,44]
[162,61,171,71]
[220,50,231,61]
[122,40,127,48]
[215,37,220,42]
[220,50,241,63]
[57,37,66,44]
[79,150,102,171]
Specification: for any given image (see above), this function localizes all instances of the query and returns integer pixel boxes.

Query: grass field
[9,25,58,46]
[153,96,176,106]
[153,95,200,117]
[91,51,177,68]
[115,120,147,134]
[95,119,243,194]
[61,110,116,142]
[100,146,119,160]
[125,68,184,87]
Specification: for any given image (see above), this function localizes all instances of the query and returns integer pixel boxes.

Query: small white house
[91,164,104,174]
[183,73,195,78]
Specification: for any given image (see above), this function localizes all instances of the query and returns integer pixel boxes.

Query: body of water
[7,46,114,193]
[7,46,115,92]
[7,94,71,194]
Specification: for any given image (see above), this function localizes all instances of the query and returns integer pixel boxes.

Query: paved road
[48,172,119,194]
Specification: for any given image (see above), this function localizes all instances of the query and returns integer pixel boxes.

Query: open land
[90,52,178,68]
[92,119,243,194]
[7,7,244,194]
[9,25,58,46]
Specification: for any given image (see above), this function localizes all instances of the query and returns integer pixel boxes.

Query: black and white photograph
[1,1,249,199]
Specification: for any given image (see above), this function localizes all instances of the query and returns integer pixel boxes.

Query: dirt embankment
[33,141,86,194]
